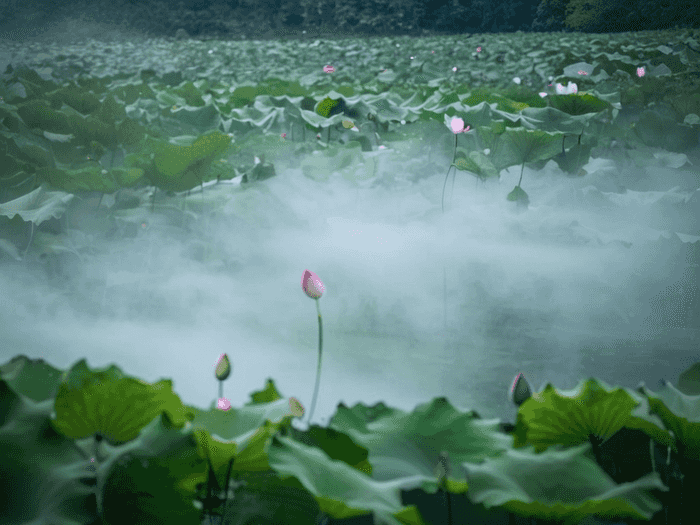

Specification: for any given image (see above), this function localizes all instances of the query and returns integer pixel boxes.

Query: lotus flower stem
[301,269,325,426]
[215,353,231,408]
[307,298,323,425]
[443,266,447,330]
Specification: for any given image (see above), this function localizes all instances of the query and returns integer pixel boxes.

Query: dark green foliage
[562,0,700,33]
[532,0,571,32]
[12,0,700,45]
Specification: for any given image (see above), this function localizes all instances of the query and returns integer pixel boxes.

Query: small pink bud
[509,373,532,407]
[289,397,304,418]
[301,269,324,299]
[215,353,231,381]
[217,397,231,410]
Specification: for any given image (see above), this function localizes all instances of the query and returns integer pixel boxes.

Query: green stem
[441,134,459,213]
[443,264,447,330]
[307,299,324,425]
[517,162,525,188]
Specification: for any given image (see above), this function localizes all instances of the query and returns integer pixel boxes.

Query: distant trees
[623,0,700,31]
[563,0,642,32]
[180,0,700,37]
[531,0,570,32]
[538,0,699,33]
[416,0,542,34]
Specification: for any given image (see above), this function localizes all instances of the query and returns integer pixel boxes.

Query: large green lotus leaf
[160,103,221,136]
[15,138,53,167]
[112,166,145,187]
[552,143,593,175]
[0,184,73,226]
[37,165,118,193]
[500,128,563,166]
[50,358,194,445]
[519,105,593,133]
[301,146,358,182]
[147,131,231,192]
[0,354,64,401]
[171,80,206,107]
[65,111,119,146]
[462,443,667,523]
[96,93,128,122]
[5,66,60,102]
[99,420,204,525]
[453,150,499,181]
[47,82,102,115]
[0,379,100,525]
[454,100,498,128]
[514,378,675,454]
[111,81,156,105]
[678,362,700,396]
[633,110,700,152]
[547,92,612,117]
[636,380,700,461]
[16,100,72,134]
[268,434,427,523]
[507,185,529,205]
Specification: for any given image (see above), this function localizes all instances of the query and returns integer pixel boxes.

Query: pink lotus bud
[217,397,231,410]
[289,397,304,418]
[509,372,532,407]
[215,353,231,381]
[301,269,324,299]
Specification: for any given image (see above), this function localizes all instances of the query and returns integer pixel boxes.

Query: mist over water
[2,140,698,426]
[0,15,697,426]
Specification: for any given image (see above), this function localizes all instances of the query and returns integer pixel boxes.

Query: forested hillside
[1,0,698,43]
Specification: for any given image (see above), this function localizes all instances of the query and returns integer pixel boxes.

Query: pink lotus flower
[442,116,471,213]
[450,117,470,134]
[555,82,578,95]
[323,65,335,73]
[217,397,231,410]
[301,269,325,425]
[637,66,645,77]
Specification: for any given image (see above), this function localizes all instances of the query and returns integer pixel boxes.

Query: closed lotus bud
[301,269,325,299]
[509,372,532,407]
[434,450,451,482]
[215,353,231,381]
[289,397,304,418]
